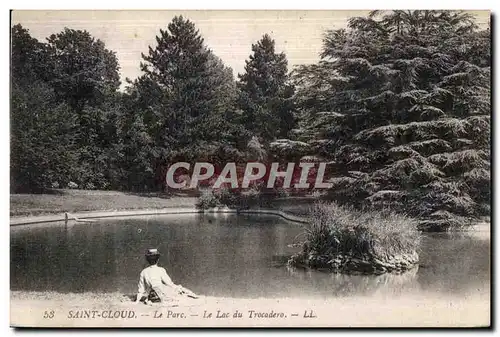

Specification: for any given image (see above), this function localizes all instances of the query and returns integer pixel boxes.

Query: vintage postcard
[10,9,491,328]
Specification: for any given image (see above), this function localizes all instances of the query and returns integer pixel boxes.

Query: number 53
[43,310,54,319]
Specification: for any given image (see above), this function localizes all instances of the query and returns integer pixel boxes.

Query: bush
[214,186,240,207]
[236,187,263,208]
[196,186,261,209]
[195,185,272,210]
[196,189,220,209]
[289,202,420,273]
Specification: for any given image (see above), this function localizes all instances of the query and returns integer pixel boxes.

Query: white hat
[145,248,160,256]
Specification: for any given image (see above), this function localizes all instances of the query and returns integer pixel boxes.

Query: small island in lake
[287,202,420,274]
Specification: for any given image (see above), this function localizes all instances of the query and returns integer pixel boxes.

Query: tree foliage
[45,28,121,112]
[238,34,296,141]
[11,25,122,191]
[11,25,78,191]
[11,12,491,231]
[119,16,244,189]
[293,10,490,229]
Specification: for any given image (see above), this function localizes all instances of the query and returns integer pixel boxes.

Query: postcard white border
[2,1,496,336]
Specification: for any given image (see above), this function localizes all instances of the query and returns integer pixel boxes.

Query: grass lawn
[10,189,198,217]
[10,189,319,218]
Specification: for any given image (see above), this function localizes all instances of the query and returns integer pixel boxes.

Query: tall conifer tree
[238,34,295,142]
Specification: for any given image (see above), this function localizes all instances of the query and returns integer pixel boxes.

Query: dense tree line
[11,12,490,229]
[11,16,291,192]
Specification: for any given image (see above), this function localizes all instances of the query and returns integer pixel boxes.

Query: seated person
[135,248,185,304]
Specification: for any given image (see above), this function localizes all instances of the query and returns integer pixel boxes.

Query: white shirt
[137,265,175,298]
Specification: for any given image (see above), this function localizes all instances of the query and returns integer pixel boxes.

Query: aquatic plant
[289,202,420,274]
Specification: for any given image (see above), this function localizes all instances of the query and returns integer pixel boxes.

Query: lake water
[10,214,490,300]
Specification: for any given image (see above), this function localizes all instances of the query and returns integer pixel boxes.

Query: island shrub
[288,202,420,274]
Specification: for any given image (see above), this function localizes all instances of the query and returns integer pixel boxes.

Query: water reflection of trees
[285,265,420,297]
[281,231,490,297]
[11,218,489,298]
[417,233,490,294]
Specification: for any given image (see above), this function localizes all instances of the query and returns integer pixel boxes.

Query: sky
[12,10,490,89]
